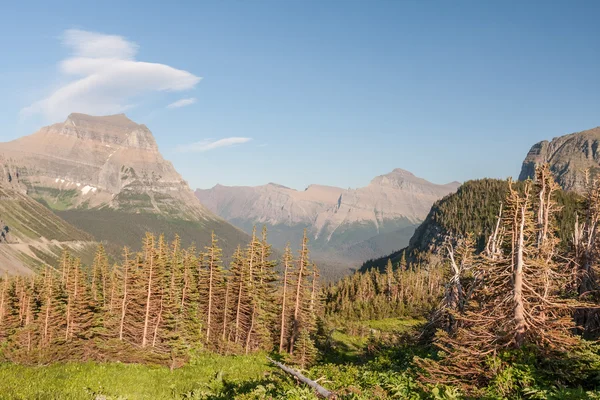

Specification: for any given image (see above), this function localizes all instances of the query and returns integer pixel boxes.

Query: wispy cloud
[176,137,252,153]
[21,29,201,121]
[167,97,197,109]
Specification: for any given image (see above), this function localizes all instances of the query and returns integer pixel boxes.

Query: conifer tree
[0,273,9,342]
[279,244,293,353]
[38,265,64,349]
[289,230,310,354]
[91,244,109,308]
[230,245,249,348]
[200,232,224,346]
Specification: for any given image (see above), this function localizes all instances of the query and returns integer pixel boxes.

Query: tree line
[0,227,321,368]
[324,257,444,321]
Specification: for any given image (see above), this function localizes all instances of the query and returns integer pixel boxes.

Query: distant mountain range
[196,169,460,274]
[6,112,599,281]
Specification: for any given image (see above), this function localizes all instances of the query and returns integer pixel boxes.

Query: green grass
[364,318,424,333]
[0,354,269,400]
[29,187,79,211]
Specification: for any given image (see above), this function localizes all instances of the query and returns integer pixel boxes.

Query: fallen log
[267,357,336,399]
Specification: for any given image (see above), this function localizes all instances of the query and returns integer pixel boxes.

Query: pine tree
[38,265,64,349]
[230,245,249,349]
[91,244,109,308]
[279,244,293,353]
[0,273,9,342]
[289,230,309,354]
[200,232,224,347]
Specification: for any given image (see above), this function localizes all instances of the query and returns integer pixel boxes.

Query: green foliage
[55,209,250,262]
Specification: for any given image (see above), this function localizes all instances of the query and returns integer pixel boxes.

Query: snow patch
[54,178,59,183]
[81,185,95,195]
[60,179,65,183]
[76,183,81,187]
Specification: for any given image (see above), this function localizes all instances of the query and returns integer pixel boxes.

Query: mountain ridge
[196,169,460,275]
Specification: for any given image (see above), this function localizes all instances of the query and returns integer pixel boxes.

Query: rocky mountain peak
[0,113,212,220]
[60,113,158,151]
[519,126,600,193]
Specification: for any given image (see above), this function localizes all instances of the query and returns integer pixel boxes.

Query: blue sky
[2,1,600,190]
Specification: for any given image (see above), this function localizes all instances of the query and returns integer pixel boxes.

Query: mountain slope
[0,172,97,275]
[519,126,600,193]
[359,179,582,272]
[196,169,459,272]
[0,113,249,257]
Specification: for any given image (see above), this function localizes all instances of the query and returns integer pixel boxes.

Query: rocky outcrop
[0,113,214,220]
[519,126,600,193]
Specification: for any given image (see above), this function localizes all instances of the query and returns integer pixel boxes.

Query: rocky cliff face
[196,169,459,268]
[0,113,213,220]
[313,169,460,244]
[519,126,600,193]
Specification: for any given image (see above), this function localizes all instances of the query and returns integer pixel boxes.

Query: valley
[1,116,600,398]
[1,4,600,397]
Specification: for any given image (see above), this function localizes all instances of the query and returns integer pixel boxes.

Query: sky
[2,0,600,191]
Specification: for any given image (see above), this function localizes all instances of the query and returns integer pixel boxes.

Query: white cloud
[167,97,197,109]
[176,137,252,153]
[21,29,201,121]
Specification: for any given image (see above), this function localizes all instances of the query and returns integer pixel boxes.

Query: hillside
[360,178,583,272]
[197,169,459,272]
[55,209,249,260]
[519,126,600,193]
[0,178,97,275]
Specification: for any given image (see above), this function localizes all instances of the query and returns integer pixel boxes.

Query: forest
[2,165,600,399]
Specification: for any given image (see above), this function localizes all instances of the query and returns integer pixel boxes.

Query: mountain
[196,169,459,275]
[0,113,248,257]
[359,179,582,272]
[519,126,600,193]
[0,168,97,276]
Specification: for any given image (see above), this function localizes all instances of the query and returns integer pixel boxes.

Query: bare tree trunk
[267,357,336,399]
[245,304,256,355]
[0,274,8,327]
[279,254,290,353]
[514,197,527,347]
[119,260,129,341]
[206,246,215,344]
[487,203,503,259]
[310,268,317,313]
[152,295,163,348]
[142,253,154,347]
[234,273,244,344]
[222,279,230,343]
[42,269,53,347]
[290,239,307,354]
